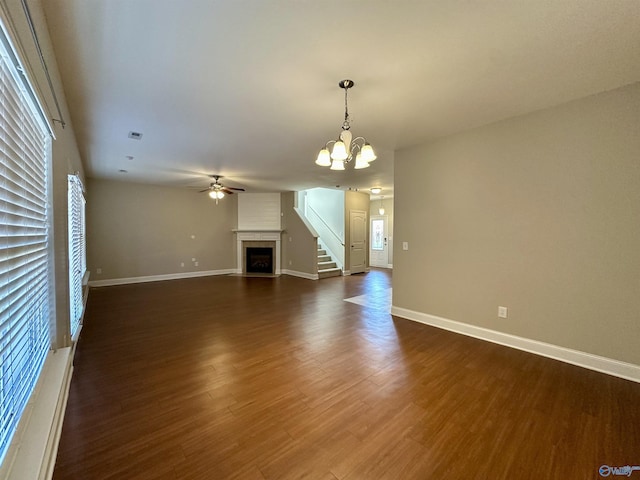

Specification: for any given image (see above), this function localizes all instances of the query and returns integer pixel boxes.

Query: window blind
[0,28,52,464]
[68,174,85,337]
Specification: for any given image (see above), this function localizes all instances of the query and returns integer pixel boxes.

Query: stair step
[318,267,342,279]
[317,249,327,256]
[318,254,331,262]
[318,260,337,269]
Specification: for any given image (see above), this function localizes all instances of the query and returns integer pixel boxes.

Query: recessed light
[370,187,381,194]
[128,131,143,140]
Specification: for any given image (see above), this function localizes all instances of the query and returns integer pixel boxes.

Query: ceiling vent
[128,131,143,140]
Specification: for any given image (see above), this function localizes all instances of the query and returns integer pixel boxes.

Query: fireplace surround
[234,230,282,275]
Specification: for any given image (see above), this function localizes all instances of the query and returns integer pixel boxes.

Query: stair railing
[306,205,344,269]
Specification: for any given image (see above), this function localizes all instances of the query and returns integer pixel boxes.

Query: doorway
[370,215,389,267]
[349,210,366,274]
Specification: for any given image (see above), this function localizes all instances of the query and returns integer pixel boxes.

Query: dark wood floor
[54,270,640,480]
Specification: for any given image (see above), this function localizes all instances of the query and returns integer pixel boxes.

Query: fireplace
[245,247,274,274]
[237,232,280,276]
[235,231,282,275]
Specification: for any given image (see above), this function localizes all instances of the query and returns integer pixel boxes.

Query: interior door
[370,216,388,267]
[349,210,366,274]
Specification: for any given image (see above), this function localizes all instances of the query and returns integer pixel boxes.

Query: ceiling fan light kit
[199,175,245,204]
[315,79,376,170]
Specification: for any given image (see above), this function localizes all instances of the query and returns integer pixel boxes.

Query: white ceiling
[42,0,640,196]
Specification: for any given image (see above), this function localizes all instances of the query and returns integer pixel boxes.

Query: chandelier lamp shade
[315,79,376,170]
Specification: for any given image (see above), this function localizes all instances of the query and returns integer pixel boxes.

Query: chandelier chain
[343,86,350,130]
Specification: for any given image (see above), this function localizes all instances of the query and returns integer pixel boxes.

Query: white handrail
[307,205,344,246]
[305,205,344,269]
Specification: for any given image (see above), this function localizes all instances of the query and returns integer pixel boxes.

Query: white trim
[0,348,74,480]
[390,306,640,384]
[88,269,236,287]
[235,231,282,275]
[293,207,319,238]
[369,214,390,268]
[231,229,284,233]
[281,269,319,280]
[342,270,351,276]
[316,239,343,273]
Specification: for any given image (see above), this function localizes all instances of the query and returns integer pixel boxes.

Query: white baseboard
[0,348,74,480]
[88,269,236,287]
[391,306,640,384]
[281,269,319,280]
[368,264,393,269]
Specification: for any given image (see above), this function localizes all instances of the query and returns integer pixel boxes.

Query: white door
[349,210,366,274]
[370,216,388,267]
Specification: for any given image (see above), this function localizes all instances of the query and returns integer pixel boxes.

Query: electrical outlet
[180,262,184,267]
[498,306,508,318]
[402,242,409,251]
[96,268,102,274]
[194,261,199,267]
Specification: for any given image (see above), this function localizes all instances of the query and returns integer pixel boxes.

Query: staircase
[317,243,342,279]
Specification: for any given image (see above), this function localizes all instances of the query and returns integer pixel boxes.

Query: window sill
[0,348,74,480]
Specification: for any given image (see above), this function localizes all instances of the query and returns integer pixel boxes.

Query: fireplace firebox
[245,247,274,274]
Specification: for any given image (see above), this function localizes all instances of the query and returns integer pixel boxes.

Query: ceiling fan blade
[227,187,245,191]
[198,189,210,193]
[221,188,235,195]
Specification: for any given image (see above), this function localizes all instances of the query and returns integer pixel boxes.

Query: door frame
[348,209,367,274]
[369,214,389,268]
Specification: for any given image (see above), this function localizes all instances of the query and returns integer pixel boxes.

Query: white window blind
[0,27,52,464]
[68,174,85,337]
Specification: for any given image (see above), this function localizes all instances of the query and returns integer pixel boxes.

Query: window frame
[67,174,86,338]
[0,19,54,466]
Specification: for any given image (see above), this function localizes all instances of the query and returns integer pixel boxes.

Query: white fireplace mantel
[234,230,282,274]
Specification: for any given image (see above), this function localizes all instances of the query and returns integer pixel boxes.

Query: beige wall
[87,179,237,281]
[281,192,317,275]
[393,82,640,365]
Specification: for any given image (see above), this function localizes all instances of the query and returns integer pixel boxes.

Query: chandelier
[315,79,376,170]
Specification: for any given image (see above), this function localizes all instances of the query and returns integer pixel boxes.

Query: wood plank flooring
[53,270,640,479]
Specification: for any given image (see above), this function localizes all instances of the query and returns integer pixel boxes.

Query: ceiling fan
[199,175,245,203]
